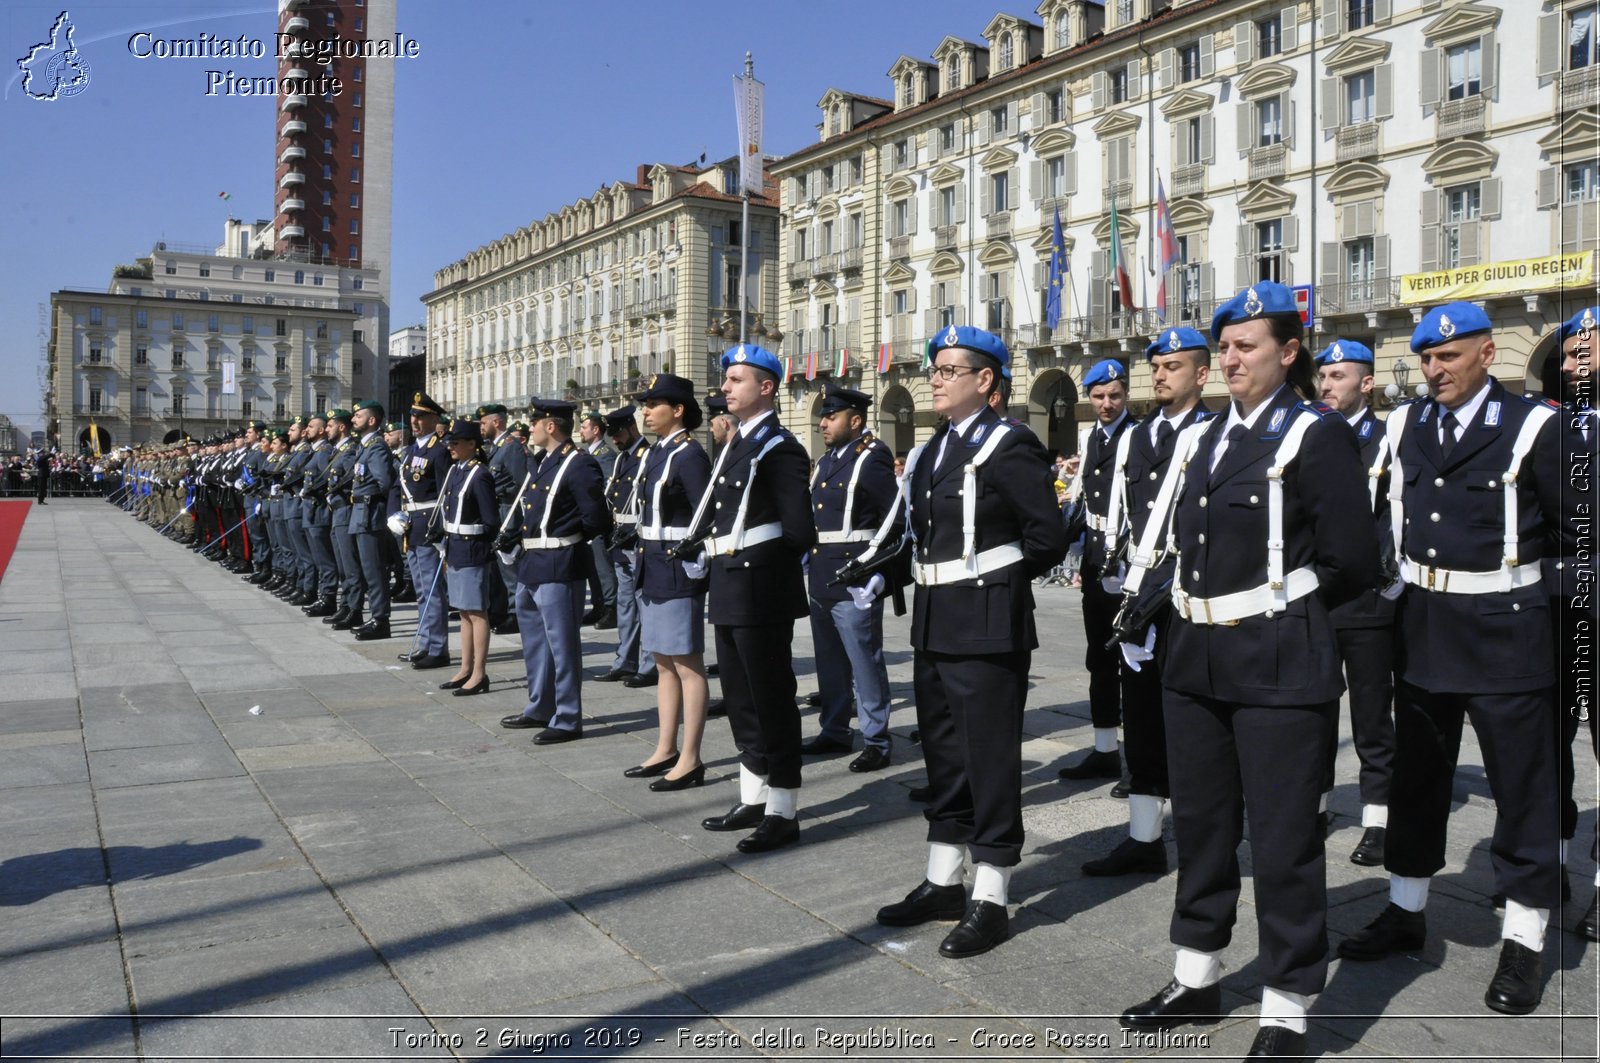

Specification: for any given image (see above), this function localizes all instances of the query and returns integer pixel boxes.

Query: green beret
[384,420,405,433]
[326,408,353,424]
[353,399,383,414]
[477,403,508,418]
[289,414,307,428]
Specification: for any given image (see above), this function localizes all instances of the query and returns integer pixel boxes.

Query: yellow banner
[1399,252,1596,305]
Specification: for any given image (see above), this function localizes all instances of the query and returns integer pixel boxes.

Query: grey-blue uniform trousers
[586,440,619,612]
[1159,388,1378,996]
[485,430,529,626]
[265,454,289,576]
[1387,381,1577,909]
[511,442,611,732]
[807,431,901,753]
[909,408,1069,866]
[398,430,454,658]
[350,432,397,620]
[241,446,271,573]
[607,437,654,676]
[280,441,315,592]
[325,436,362,611]
[1080,413,1136,731]
[300,440,339,598]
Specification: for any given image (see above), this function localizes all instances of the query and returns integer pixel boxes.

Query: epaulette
[1537,396,1562,410]
[1300,400,1339,419]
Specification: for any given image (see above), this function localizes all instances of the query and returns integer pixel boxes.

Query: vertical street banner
[221,360,237,396]
[733,67,765,196]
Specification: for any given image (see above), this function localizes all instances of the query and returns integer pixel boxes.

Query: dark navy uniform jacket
[1330,407,1397,631]
[439,459,500,569]
[349,432,397,533]
[399,430,452,513]
[807,431,901,605]
[635,432,711,600]
[908,406,1070,656]
[1079,413,1136,575]
[700,414,816,626]
[1122,404,1213,585]
[324,437,358,519]
[607,436,652,550]
[513,441,611,585]
[484,430,529,504]
[1393,380,1576,694]
[301,440,334,529]
[1162,386,1379,706]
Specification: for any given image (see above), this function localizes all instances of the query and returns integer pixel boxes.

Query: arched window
[901,74,913,106]
[1000,34,1014,70]
[947,55,961,90]
[1055,11,1070,49]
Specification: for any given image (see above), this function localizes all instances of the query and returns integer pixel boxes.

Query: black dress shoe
[736,815,799,853]
[452,677,490,697]
[1058,748,1121,780]
[938,900,1009,958]
[804,691,822,707]
[410,653,451,670]
[706,662,720,677]
[353,617,391,641]
[532,726,583,745]
[702,802,766,832]
[1350,826,1386,866]
[849,747,891,773]
[1111,777,1132,799]
[440,676,468,690]
[392,586,417,604]
[323,606,350,625]
[799,734,854,755]
[492,619,519,635]
[303,596,337,618]
[580,607,602,625]
[331,611,363,631]
[1119,979,1222,1029]
[706,698,727,718]
[593,608,617,630]
[500,714,539,729]
[908,785,930,802]
[1578,889,1600,942]
[623,754,679,778]
[622,670,658,688]
[1082,836,1168,877]
[1337,903,1426,960]
[596,667,633,683]
[876,881,967,926]
[1484,939,1543,1014]
[649,764,706,791]
[1245,1026,1307,1059]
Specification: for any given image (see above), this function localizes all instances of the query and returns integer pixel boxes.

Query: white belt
[815,528,875,544]
[912,543,1024,586]
[703,522,782,555]
[403,500,438,513]
[444,520,485,535]
[1086,512,1112,533]
[614,513,639,525]
[520,534,583,549]
[1172,566,1318,626]
[1401,559,1542,595]
[639,524,692,541]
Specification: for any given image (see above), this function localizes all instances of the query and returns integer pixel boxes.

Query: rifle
[665,524,713,562]
[1105,574,1174,651]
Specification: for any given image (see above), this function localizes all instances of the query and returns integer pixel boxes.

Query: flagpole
[738,52,754,346]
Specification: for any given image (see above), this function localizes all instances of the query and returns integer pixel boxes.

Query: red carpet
[0,501,30,584]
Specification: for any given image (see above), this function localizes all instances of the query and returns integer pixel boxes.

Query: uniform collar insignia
[1359,419,1373,438]
[1485,400,1501,427]
[1244,287,1263,317]
[754,424,770,441]
[1268,407,1288,434]
[1439,314,1456,339]
[971,422,988,444]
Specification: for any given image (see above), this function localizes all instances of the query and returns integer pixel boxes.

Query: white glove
[386,511,410,539]
[1101,566,1126,595]
[232,478,246,491]
[681,551,708,580]
[1119,625,1157,672]
[849,573,886,611]
[1379,575,1405,601]
[435,542,447,561]
[496,547,522,566]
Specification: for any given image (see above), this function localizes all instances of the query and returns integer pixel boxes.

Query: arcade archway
[1028,369,1079,456]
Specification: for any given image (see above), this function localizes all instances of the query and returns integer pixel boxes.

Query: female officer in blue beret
[1118,282,1378,1060]
[432,419,499,696]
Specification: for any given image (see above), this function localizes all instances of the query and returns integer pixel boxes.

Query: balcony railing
[1247,144,1288,181]
[1104,181,1133,209]
[1559,66,1600,112]
[1316,278,1401,317]
[1436,96,1486,139]
[1336,122,1380,162]
[1170,164,1205,199]
[985,213,1012,240]
[888,236,911,260]
[837,247,863,272]
[934,224,958,250]
[787,261,813,283]
[74,403,119,416]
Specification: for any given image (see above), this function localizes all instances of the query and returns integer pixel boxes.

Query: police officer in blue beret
[596,405,656,685]
[875,326,1067,958]
[1312,339,1398,868]
[1119,282,1379,1059]
[1338,301,1582,1014]
[1080,327,1214,878]
[688,344,817,853]
[1555,307,1600,942]
[801,383,903,772]
[394,392,454,668]
[498,398,612,743]
[1057,358,1136,789]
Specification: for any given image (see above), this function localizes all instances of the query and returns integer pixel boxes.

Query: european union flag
[1045,205,1068,331]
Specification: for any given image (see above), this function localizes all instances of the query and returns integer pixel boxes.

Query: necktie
[1440,412,1459,461]
[1156,420,1176,452]
[1210,424,1248,478]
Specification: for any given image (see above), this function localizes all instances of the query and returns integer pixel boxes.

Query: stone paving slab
[0,499,1594,1061]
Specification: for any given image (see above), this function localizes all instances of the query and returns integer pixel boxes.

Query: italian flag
[783,356,794,383]
[835,348,849,376]
[1109,200,1137,312]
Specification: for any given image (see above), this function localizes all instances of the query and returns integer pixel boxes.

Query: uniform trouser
[244,504,270,571]
[585,537,616,612]
[1120,616,1170,798]
[354,527,390,619]
[405,542,449,656]
[330,508,362,609]
[1555,593,1600,843]
[514,578,585,731]
[1164,688,1333,995]
[1321,625,1397,804]
[809,596,892,751]
[270,512,292,574]
[1080,571,1123,730]
[610,547,653,675]
[282,506,311,585]
[304,517,338,596]
[916,648,1029,867]
[1386,682,1563,909]
[221,502,244,561]
[717,621,802,789]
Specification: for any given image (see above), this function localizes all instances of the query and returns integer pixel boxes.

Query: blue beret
[1210,281,1299,340]
[1560,306,1600,341]
[1314,339,1374,366]
[1082,358,1128,389]
[1410,301,1492,353]
[720,343,784,377]
[925,325,1012,380]
[819,384,872,416]
[1145,327,1210,360]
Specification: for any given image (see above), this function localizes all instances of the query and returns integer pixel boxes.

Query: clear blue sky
[0,0,1004,435]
